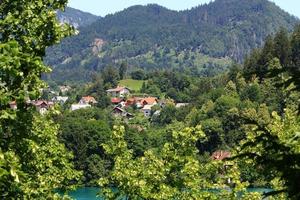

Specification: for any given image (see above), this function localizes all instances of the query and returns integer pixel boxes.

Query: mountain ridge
[57,7,100,28]
[46,0,299,84]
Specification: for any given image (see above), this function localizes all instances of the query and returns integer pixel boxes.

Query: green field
[119,79,145,91]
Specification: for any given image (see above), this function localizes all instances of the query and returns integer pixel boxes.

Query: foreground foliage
[0,0,80,198]
[238,108,300,199]
[99,126,261,200]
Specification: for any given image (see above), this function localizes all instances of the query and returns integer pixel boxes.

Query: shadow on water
[59,187,273,200]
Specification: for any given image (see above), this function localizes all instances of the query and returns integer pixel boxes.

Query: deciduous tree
[0,0,80,198]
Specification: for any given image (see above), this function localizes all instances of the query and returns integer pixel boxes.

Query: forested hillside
[45,0,298,84]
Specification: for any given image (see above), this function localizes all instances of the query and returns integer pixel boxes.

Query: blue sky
[68,0,300,18]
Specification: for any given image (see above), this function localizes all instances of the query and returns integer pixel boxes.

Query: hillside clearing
[119,79,145,91]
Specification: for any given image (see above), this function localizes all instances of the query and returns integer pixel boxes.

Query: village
[9,85,189,118]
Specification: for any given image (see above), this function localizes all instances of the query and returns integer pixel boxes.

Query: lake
[61,187,273,200]
[60,187,101,200]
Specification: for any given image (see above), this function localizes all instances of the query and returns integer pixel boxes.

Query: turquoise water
[62,187,272,200]
[61,187,102,200]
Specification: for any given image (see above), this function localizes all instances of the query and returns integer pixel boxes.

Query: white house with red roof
[79,96,97,104]
[31,100,54,115]
[9,101,17,110]
[70,96,96,111]
[106,86,130,97]
[141,104,154,117]
[140,97,158,116]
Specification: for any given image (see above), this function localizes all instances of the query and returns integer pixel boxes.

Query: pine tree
[273,28,291,67]
[257,36,274,80]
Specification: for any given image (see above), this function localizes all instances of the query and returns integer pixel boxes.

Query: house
[125,98,136,107]
[52,96,69,104]
[71,96,96,111]
[106,86,130,97]
[111,97,123,105]
[125,97,143,107]
[71,103,91,111]
[159,99,175,108]
[211,150,231,161]
[141,104,154,117]
[9,101,17,110]
[175,103,189,108]
[141,97,158,106]
[119,101,126,108]
[135,101,143,109]
[112,107,134,119]
[111,98,130,108]
[211,150,232,184]
[59,85,71,94]
[31,100,54,115]
[79,96,97,104]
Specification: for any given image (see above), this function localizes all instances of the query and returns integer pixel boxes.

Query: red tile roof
[141,97,158,105]
[125,98,135,106]
[111,98,122,104]
[9,101,17,105]
[81,96,97,103]
[31,100,54,107]
[211,150,231,161]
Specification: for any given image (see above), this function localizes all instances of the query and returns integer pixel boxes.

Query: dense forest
[1,0,300,199]
[45,0,298,84]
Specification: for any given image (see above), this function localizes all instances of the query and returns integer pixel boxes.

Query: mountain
[45,0,299,84]
[57,7,99,28]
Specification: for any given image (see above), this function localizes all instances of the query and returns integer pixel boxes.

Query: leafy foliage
[99,126,257,200]
[238,25,300,199]
[0,0,80,198]
[237,107,300,199]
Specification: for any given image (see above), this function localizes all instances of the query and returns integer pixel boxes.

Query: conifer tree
[273,28,291,67]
